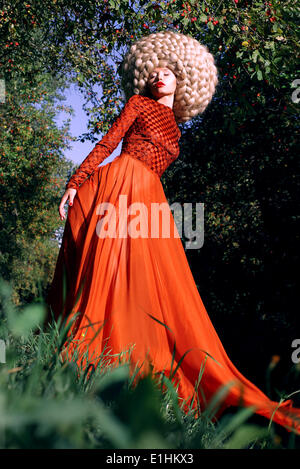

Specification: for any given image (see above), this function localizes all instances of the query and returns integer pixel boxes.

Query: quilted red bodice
[66,94,181,190]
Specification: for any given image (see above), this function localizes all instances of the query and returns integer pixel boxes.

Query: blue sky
[54,83,123,168]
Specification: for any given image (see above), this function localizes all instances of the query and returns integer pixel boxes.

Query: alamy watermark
[0,79,5,104]
[0,339,5,363]
[291,79,300,104]
[291,339,300,364]
[95,195,204,249]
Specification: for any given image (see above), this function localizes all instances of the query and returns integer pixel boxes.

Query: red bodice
[66,94,181,190]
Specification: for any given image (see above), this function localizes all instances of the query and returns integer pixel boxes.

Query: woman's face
[147,67,177,100]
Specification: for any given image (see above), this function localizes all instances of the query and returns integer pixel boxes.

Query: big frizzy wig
[119,30,219,123]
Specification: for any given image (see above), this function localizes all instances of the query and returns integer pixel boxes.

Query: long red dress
[46,94,300,434]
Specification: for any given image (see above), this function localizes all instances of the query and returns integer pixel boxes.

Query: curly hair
[119,30,219,123]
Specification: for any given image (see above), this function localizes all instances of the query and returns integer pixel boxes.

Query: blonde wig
[120,30,219,123]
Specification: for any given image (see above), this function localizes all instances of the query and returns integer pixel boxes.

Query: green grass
[0,278,298,449]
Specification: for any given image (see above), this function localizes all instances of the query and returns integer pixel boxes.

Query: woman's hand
[59,188,77,221]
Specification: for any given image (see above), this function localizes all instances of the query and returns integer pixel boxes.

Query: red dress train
[46,94,300,434]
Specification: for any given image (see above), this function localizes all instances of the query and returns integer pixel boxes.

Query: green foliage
[0,3,77,303]
[1,1,298,135]
[0,74,74,303]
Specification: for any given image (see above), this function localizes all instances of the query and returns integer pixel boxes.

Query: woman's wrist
[66,181,78,191]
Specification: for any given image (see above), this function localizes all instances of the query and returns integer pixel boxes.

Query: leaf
[257,69,263,81]
[252,50,259,63]
[223,424,270,449]
[160,374,183,425]
[8,304,46,338]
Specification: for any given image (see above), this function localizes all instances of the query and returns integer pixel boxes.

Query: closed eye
[150,72,170,78]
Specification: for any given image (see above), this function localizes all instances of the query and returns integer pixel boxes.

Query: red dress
[46,94,300,434]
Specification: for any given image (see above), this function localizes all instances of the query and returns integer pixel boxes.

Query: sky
[54,82,123,168]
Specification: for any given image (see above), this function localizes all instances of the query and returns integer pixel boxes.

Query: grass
[0,278,299,449]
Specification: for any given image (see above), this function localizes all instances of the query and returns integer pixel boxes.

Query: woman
[46,31,300,434]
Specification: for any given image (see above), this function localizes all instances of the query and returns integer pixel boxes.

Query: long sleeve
[66,94,140,190]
